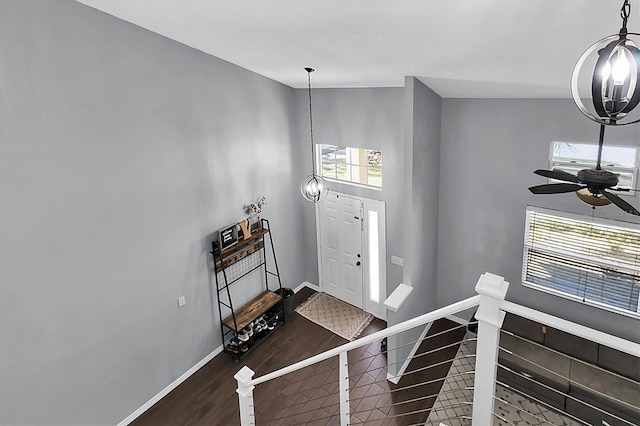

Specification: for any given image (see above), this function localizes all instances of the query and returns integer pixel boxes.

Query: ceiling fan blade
[528,183,584,194]
[533,169,581,183]
[609,187,639,193]
[601,190,640,216]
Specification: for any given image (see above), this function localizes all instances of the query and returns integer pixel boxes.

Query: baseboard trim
[386,321,433,385]
[117,344,224,426]
[293,281,320,293]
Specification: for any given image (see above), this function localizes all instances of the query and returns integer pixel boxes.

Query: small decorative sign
[239,216,252,239]
[218,224,238,250]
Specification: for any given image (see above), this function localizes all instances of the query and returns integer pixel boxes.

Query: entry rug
[295,292,373,341]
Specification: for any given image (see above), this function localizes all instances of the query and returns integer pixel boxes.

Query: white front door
[318,193,364,308]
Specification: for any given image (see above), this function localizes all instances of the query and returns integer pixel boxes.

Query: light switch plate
[391,256,404,266]
[178,296,186,307]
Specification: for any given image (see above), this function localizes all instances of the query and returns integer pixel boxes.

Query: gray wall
[0,1,307,424]
[293,80,445,377]
[2,1,639,424]
[437,99,640,342]
[294,87,404,296]
[387,78,442,377]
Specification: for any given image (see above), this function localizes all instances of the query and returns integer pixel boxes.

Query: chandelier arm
[571,31,640,126]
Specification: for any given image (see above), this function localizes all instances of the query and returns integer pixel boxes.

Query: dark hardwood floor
[132,287,465,425]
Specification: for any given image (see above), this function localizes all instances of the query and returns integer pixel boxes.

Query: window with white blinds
[522,206,640,317]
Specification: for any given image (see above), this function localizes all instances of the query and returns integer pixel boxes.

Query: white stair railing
[234,273,512,425]
[234,272,639,425]
[234,293,486,425]
[234,366,255,425]
[500,301,638,356]
[471,272,509,424]
[498,301,640,425]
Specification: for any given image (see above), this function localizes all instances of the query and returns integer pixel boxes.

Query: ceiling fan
[533,0,640,216]
[528,125,640,216]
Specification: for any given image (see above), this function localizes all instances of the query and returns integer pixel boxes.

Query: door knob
[356,261,361,266]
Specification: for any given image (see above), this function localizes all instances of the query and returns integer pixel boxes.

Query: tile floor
[425,334,580,426]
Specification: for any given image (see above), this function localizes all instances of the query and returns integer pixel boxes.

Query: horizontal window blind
[523,207,640,316]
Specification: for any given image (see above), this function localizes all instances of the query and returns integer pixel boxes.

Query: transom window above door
[318,145,382,188]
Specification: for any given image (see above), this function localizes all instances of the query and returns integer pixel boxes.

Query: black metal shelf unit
[211,218,284,359]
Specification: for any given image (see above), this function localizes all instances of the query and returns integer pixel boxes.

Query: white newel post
[339,351,350,426]
[471,272,509,426]
[235,366,256,426]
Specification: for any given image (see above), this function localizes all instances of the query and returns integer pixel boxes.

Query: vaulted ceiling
[77,0,633,98]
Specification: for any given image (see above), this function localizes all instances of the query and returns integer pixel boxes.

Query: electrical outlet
[178,296,186,307]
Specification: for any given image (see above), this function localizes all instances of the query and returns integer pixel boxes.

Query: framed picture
[218,223,238,250]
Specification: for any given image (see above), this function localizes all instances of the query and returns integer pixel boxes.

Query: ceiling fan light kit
[300,67,329,203]
[529,0,640,216]
[576,188,612,207]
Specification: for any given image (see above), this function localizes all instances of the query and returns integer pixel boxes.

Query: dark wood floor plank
[132,288,465,425]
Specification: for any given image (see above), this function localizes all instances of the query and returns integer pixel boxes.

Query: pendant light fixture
[571,0,640,125]
[300,67,329,203]
[529,0,640,215]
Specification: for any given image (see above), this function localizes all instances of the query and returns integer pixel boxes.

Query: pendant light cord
[306,67,316,175]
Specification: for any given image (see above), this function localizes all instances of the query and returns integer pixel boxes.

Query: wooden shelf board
[223,290,282,331]
[221,229,268,257]
[215,240,264,272]
[214,228,269,272]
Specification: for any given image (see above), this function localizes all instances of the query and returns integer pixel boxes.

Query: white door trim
[316,192,387,320]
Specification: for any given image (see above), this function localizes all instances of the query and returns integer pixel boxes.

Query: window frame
[549,141,638,192]
[317,144,382,190]
[522,206,640,319]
